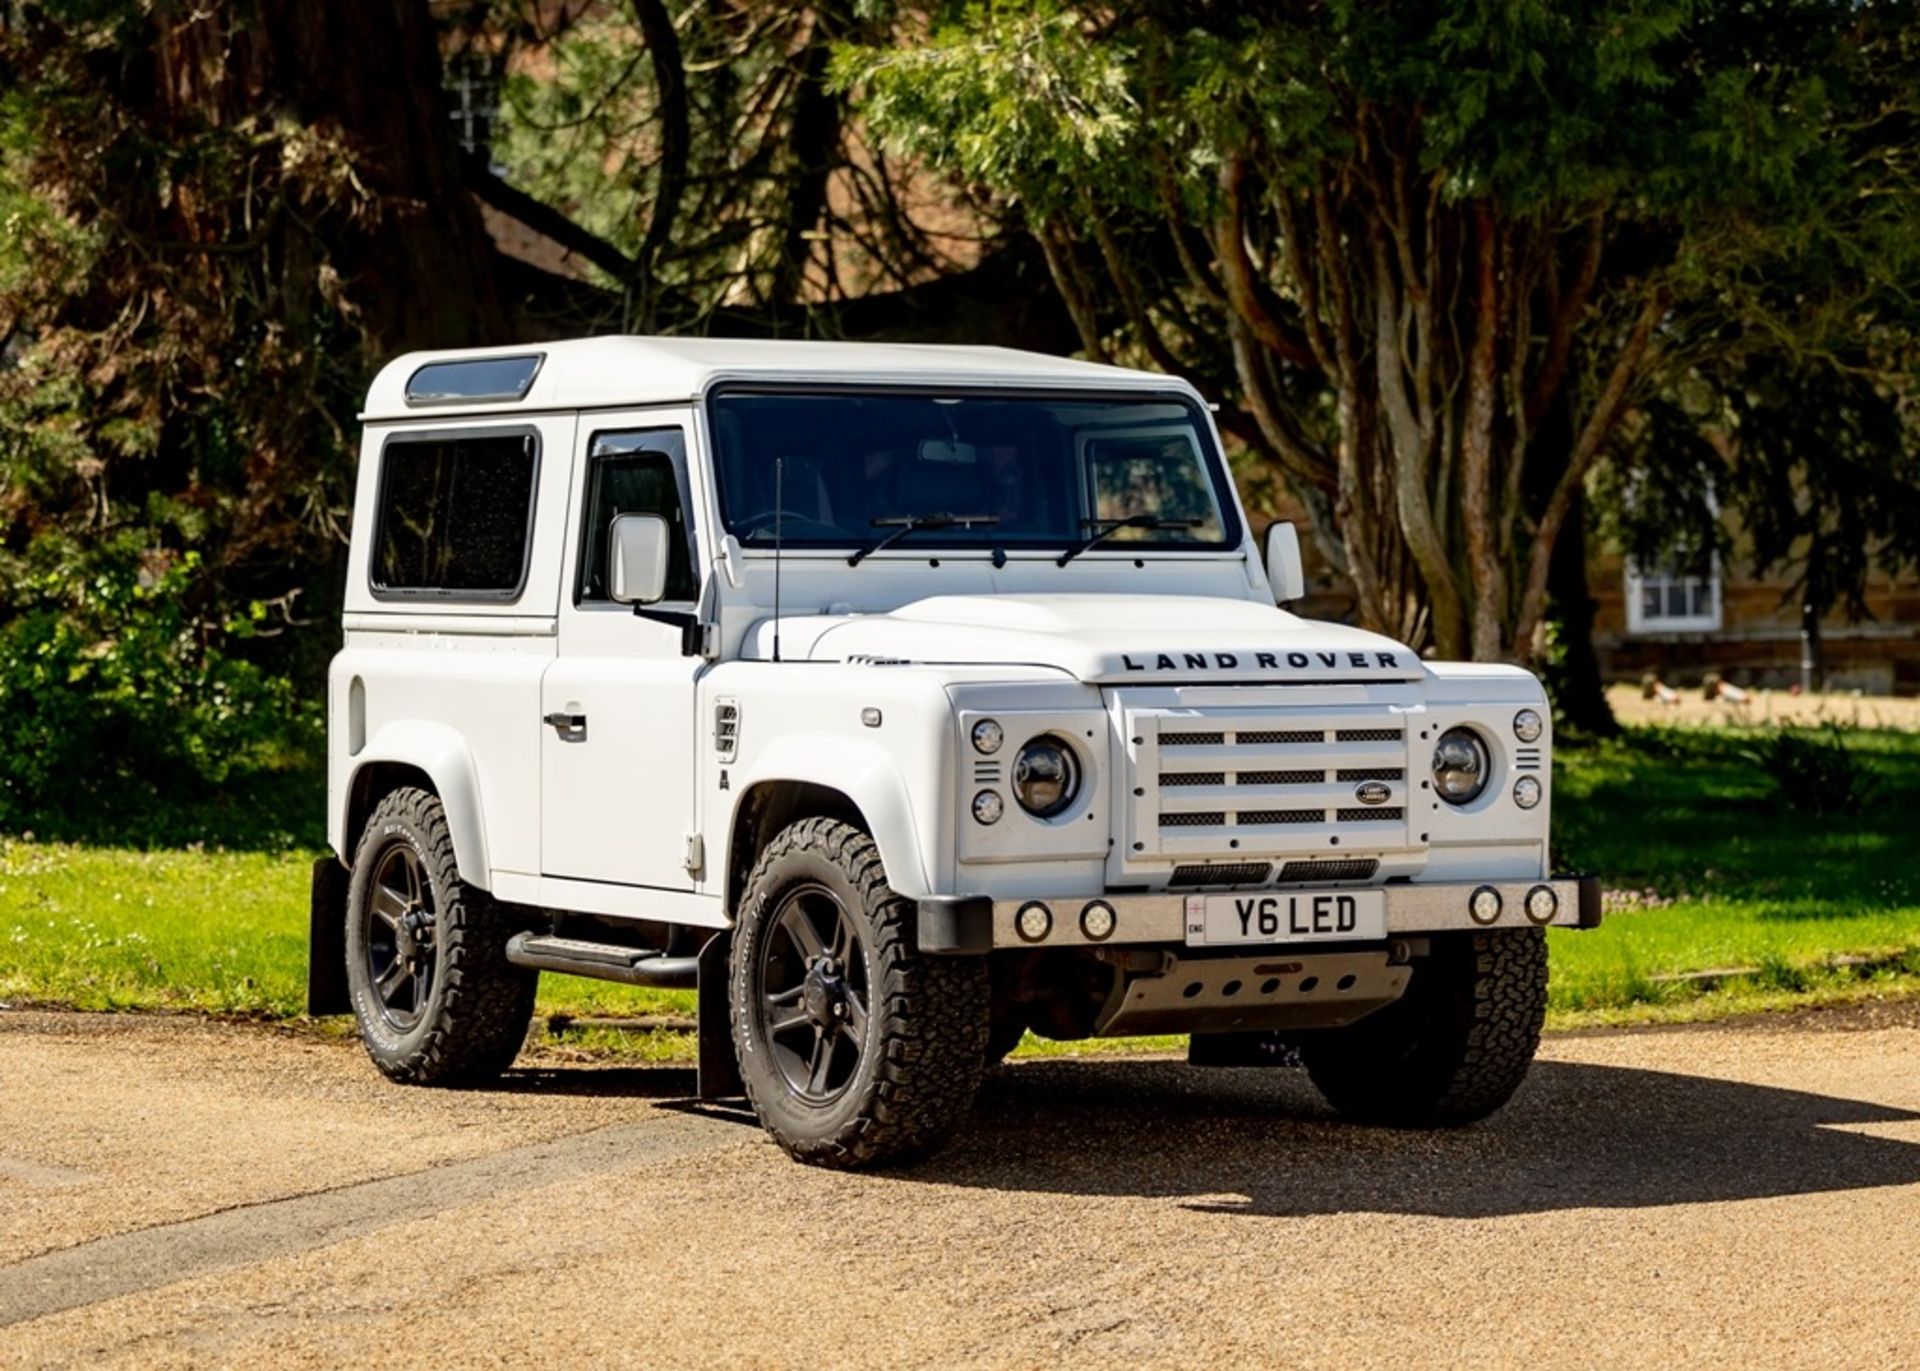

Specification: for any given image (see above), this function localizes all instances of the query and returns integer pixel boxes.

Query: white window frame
[1626,562,1723,634]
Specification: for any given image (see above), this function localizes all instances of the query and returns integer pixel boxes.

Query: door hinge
[683,833,706,878]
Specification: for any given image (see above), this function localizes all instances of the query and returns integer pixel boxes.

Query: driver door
[540,415,703,888]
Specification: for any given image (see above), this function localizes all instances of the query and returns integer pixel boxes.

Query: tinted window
[372,431,538,596]
[577,430,698,604]
[707,391,1235,552]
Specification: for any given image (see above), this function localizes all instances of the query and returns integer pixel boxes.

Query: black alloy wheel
[363,840,437,1031]
[756,881,871,1101]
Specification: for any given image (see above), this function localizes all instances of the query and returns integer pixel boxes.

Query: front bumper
[918,876,1600,954]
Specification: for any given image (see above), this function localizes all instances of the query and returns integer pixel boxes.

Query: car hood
[743,594,1423,684]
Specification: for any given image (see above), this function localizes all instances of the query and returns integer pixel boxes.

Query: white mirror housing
[609,513,672,605]
[1264,521,1305,604]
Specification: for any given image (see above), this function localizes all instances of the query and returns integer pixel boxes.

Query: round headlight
[971,718,1004,755]
[1513,708,1544,743]
[1512,775,1542,810]
[1012,735,1081,819]
[971,790,1004,825]
[1015,901,1052,942]
[1431,727,1490,805]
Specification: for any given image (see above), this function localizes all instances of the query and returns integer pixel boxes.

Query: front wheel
[730,818,989,1168]
[1298,928,1547,1127]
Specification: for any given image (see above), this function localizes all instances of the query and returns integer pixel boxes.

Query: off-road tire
[1299,928,1547,1127]
[731,817,990,1168]
[345,787,537,1086]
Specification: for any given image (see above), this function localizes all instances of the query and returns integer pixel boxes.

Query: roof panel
[361,336,1190,421]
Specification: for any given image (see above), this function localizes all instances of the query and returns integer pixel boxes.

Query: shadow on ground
[891,1057,1920,1217]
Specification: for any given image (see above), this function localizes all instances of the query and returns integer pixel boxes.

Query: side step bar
[504,933,699,990]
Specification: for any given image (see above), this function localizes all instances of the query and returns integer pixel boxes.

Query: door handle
[544,711,587,741]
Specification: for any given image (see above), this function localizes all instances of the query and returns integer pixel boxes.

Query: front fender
[730,732,935,900]
[335,720,492,889]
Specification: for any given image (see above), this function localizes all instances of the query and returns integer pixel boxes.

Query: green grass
[1545,724,1920,1025]
[2,723,1916,1053]
[0,843,690,1023]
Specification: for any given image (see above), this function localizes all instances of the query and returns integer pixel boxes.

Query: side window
[372,429,538,598]
[577,429,698,604]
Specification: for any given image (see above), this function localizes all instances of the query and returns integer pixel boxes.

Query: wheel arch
[724,743,932,916]
[336,721,492,889]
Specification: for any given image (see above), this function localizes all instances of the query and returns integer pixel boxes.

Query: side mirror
[1264,521,1305,604]
[609,513,672,605]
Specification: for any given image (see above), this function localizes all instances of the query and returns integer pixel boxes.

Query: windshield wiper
[847,512,1000,566]
[1056,514,1202,566]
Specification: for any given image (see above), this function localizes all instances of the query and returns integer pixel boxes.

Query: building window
[1626,563,1722,634]
[445,53,503,170]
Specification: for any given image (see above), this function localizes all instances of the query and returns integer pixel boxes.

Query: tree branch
[465,156,638,281]
[1511,291,1665,653]
[1461,200,1504,660]
[1526,212,1603,425]
[1214,155,1319,371]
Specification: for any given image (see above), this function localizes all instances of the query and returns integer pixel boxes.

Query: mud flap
[307,856,351,1017]
[697,928,743,1100]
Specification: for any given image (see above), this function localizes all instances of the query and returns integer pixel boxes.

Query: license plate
[1184,889,1387,946]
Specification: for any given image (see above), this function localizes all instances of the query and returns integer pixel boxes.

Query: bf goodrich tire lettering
[345,787,537,1086]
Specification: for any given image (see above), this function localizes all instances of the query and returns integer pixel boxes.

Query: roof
[361,336,1195,422]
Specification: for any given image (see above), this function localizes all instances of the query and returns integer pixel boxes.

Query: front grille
[1128,704,1415,862]
[1170,861,1273,887]
[1161,811,1225,828]
[1238,808,1324,825]
[1278,858,1380,883]
[1161,770,1225,787]
[1238,769,1323,786]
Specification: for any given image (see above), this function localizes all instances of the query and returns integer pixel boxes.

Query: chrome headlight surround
[1431,727,1491,806]
[1011,733,1082,819]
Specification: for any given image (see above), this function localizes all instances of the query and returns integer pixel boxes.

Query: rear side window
[372,430,539,598]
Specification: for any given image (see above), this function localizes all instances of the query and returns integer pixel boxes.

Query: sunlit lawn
[2,722,1916,1051]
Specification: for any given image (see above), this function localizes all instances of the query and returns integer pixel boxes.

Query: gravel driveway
[4,1005,1920,1367]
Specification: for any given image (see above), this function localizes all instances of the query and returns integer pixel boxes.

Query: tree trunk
[253,0,509,352]
[1544,490,1618,735]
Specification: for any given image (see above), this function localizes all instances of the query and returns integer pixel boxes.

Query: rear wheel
[345,787,537,1086]
[730,818,989,1168]
[1299,928,1547,1127]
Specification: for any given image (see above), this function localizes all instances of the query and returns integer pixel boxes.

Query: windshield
[708,390,1239,552]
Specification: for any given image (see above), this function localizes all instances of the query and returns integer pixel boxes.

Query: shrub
[0,547,320,841]
[1743,723,1879,817]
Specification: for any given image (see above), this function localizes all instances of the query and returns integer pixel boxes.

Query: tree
[839,0,1920,664]
[0,0,1076,763]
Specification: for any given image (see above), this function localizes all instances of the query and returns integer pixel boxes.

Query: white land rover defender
[309,337,1599,1168]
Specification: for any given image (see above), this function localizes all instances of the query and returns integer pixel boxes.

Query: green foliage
[0,544,320,840]
[1741,724,1881,817]
[839,0,1920,661]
